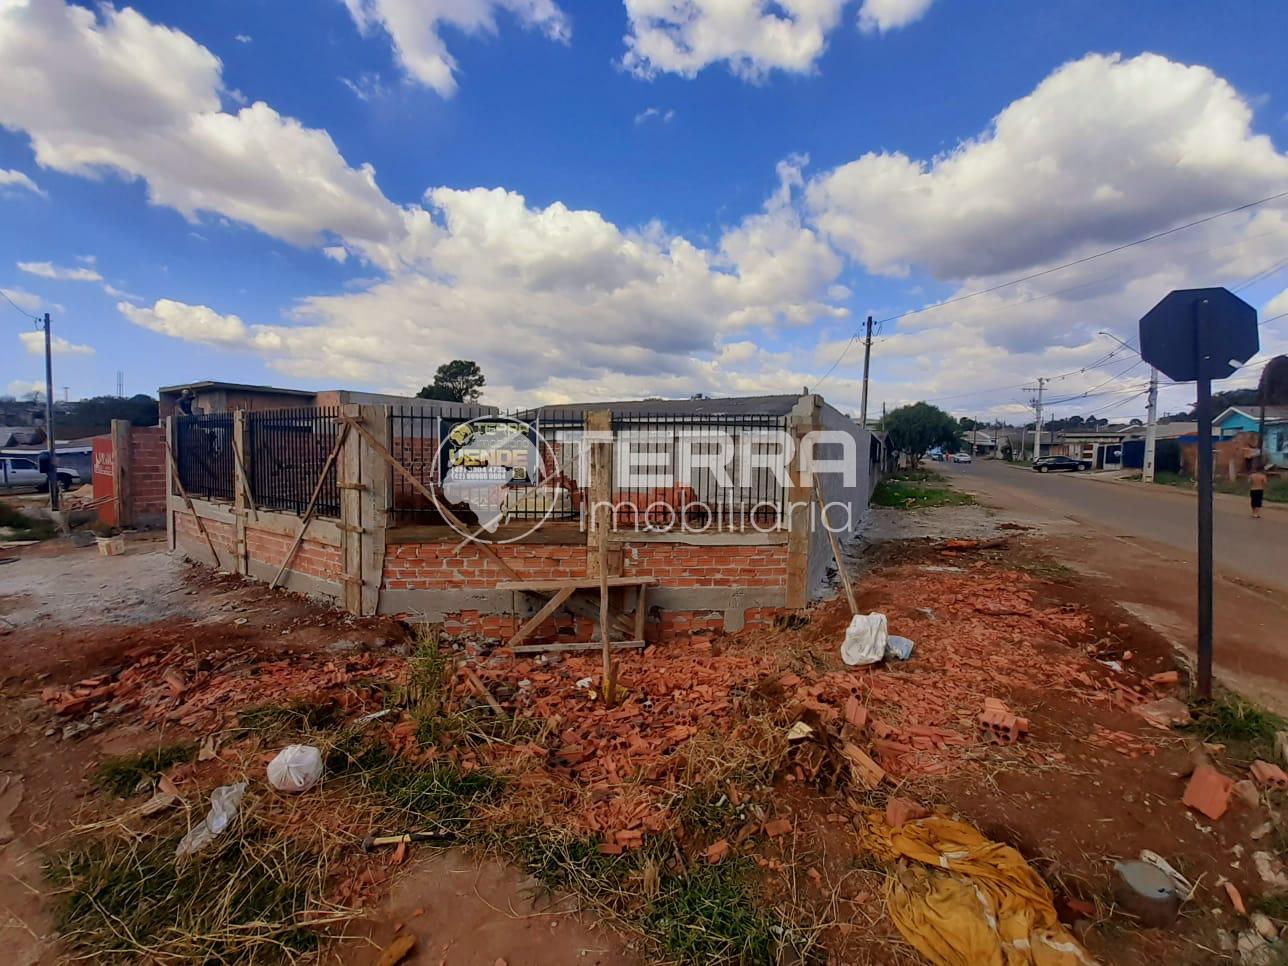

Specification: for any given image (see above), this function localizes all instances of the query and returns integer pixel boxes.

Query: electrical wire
[813,189,1288,387]
[1,287,38,321]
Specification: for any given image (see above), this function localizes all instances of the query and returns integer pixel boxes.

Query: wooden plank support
[507,585,576,647]
[633,583,648,643]
[512,640,646,655]
[163,435,223,569]
[814,484,859,616]
[337,523,366,535]
[270,423,350,589]
[337,482,369,491]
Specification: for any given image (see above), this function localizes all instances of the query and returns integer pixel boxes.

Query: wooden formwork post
[232,410,249,575]
[339,404,364,614]
[585,410,614,579]
[165,416,177,552]
[109,419,129,528]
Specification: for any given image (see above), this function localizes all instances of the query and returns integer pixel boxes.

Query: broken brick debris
[1250,760,1288,790]
[978,698,1029,745]
[1182,765,1234,821]
[885,797,930,828]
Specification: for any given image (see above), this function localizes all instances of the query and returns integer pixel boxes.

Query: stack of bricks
[978,697,1029,745]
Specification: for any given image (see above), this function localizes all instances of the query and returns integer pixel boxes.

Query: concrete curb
[1077,469,1288,515]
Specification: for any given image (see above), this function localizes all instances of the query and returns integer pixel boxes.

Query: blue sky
[2,0,1287,423]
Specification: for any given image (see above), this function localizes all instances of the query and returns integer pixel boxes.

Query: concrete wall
[801,396,872,601]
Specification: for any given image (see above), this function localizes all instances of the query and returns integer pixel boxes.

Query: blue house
[1214,406,1288,469]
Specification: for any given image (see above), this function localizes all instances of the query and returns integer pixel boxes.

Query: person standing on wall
[1249,464,1269,519]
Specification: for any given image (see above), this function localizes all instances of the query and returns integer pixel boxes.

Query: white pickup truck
[0,455,82,492]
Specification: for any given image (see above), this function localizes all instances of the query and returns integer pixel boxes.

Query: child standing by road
[1249,466,1269,519]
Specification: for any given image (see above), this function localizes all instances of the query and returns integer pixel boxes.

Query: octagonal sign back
[1138,287,1258,383]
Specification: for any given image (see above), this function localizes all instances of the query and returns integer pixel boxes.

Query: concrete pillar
[355,404,388,615]
[785,394,821,609]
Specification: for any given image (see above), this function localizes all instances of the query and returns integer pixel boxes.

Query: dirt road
[943,460,1288,713]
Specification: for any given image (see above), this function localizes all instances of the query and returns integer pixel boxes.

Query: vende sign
[92,436,117,526]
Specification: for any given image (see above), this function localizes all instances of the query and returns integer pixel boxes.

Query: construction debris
[1183,765,1234,821]
[175,780,248,858]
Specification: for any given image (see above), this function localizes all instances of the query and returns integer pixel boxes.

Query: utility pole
[858,315,874,427]
[1021,378,1047,460]
[42,313,59,512]
[1142,367,1159,483]
[116,370,124,397]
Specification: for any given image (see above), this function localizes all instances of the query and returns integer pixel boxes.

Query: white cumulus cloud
[622,0,850,80]
[856,0,934,33]
[341,0,570,97]
[0,168,44,196]
[805,53,1288,281]
[18,330,94,355]
[18,259,102,282]
[0,0,404,247]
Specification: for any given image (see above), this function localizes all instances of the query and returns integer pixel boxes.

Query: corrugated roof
[1218,405,1288,423]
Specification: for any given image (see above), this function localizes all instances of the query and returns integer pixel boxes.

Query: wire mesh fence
[174,413,235,502]
[246,407,342,518]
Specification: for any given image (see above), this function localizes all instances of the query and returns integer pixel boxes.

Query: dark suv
[1031,455,1088,473]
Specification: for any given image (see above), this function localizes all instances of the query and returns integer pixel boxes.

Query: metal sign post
[1140,287,1258,700]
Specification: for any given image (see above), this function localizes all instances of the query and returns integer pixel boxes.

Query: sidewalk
[1078,469,1288,514]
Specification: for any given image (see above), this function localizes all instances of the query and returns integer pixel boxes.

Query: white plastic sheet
[267,744,323,793]
[841,613,888,666]
[175,781,248,858]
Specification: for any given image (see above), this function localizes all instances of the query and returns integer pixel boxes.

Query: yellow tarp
[859,812,1097,966]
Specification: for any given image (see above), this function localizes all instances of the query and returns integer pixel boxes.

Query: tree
[417,360,485,403]
[958,416,978,431]
[884,402,961,466]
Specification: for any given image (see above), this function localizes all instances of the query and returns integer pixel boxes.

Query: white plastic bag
[841,613,888,666]
[175,781,248,858]
[267,744,323,793]
[885,635,915,661]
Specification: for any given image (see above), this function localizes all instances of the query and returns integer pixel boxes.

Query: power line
[813,189,1288,386]
[1,287,38,321]
[872,189,1288,329]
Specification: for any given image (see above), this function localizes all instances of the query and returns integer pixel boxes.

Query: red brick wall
[92,436,117,526]
[128,426,167,520]
[621,543,788,587]
[384,542,589,590]
[173,511,237,563]
[246,526,341,580]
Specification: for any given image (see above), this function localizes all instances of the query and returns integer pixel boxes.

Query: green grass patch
[1186,693,1285,761]
[872,477,975,510]
[513,830,788,965]
[324,732,502,830]
[49,793,327,963]
[1154,471,1288,503]
[234,700,343,739]
[93,743,196,797]
[0,499,57,541]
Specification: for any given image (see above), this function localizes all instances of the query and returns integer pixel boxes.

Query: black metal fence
[247,407,342,517]
[175,412,235,502]
[387,406,584,525]
[609,411,789,526]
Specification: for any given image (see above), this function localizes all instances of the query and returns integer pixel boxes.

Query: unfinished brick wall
[246,527,341,581]
[128,427,167,523]
[620,543,787,587]
[173,511,237,564]
[435,605,779,645]
[91,424,167,528]
[383,542,589,590]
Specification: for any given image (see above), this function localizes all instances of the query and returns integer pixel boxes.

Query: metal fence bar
[246,406,341,518]
[174,413,235,502]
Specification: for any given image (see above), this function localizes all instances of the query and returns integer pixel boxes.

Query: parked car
[0,455,82,491]
[1031,455,1087,473]
[929,451,946,461]
[951,452,973,463]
